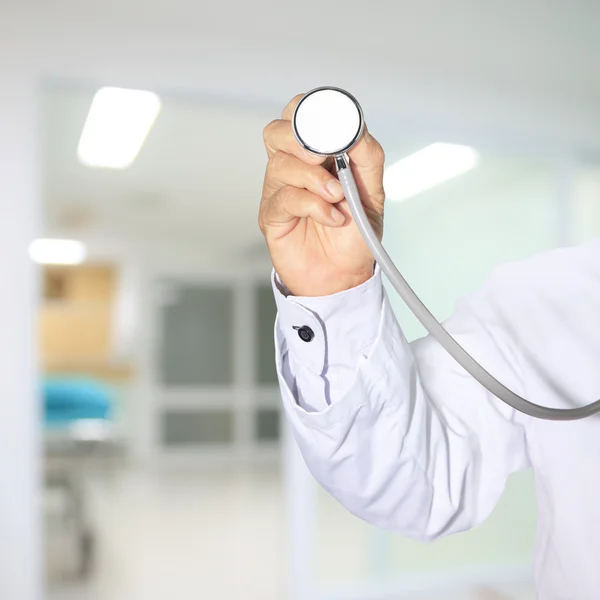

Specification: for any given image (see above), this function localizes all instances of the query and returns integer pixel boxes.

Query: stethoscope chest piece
[292,87,365,157]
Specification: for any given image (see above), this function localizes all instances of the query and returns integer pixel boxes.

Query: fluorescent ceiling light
[29,239,87,265]
[77,87,161,169]
[384,143,479,202]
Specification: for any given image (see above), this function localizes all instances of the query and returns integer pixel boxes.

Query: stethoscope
[292,86,600,421]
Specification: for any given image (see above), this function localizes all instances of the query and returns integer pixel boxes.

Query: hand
[258,93,386,297]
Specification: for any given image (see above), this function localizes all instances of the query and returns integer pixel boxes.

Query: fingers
[282,93,304,120]
[265,115,384,172]
[347,126,386,209]
[347,126,385,169]
[263,119,325,165]
[264,152,344,202]
[260,186,346,235]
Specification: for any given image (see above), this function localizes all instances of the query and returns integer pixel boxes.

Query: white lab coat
[272,236,600,600]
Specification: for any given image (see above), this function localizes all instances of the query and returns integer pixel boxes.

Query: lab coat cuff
[271,266,384,375]
[274,279,404,428]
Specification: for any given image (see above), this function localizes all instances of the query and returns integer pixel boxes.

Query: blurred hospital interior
[2,1,600,599]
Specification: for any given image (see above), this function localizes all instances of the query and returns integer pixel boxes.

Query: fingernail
[326,178,343,199]
[331,207,346,224]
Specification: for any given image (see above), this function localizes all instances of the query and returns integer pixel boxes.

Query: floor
[47,464,285,600]
[46,463,536,600]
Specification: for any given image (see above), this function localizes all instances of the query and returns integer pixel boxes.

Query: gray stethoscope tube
[293,86,600,421]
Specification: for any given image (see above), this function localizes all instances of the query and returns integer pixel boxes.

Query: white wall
[0,14,42,600]
[111,261,142,361]
[20,2,600,156]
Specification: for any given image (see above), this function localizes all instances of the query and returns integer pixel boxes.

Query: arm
[273,266,531,541]
[259,94,529,539]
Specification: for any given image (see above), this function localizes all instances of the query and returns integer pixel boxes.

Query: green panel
[256,283,278,385]
[256,407,280,442]
[383,156,556,341]
[162,410,233,446]
[572,165,600,244]
[159,283,233,386]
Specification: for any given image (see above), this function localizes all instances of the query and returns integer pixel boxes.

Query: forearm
[273,268,531,538]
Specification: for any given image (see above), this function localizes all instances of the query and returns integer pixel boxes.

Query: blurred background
[2,1,600,599]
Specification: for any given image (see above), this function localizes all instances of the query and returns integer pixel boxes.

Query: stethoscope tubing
[292,86,600,421]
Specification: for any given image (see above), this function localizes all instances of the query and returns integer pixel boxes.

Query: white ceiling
[41,85,444,260]
[14,0,600,147]
[32,0,600,261]
[42,84,551,262]
[43,86,276,256]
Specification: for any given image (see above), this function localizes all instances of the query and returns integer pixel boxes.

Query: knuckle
[262,120,280,146]
[282,93,305,118]
[258,212,266,236]
[371,138,385,163]
[267,150,288,174]
[258,196,276,235]
[277,184,295,205]
[364,129,385,163]
[310,165,328,187]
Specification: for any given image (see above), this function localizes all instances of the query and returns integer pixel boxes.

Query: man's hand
[259,93,386,297]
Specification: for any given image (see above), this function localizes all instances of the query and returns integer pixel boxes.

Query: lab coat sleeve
[272,265,531,541]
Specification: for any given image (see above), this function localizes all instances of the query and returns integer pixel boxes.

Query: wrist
[279,264,376,298]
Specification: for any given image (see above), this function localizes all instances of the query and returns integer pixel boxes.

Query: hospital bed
[44,378,124,580]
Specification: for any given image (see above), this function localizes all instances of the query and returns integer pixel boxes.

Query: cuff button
[293,325,315,343]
